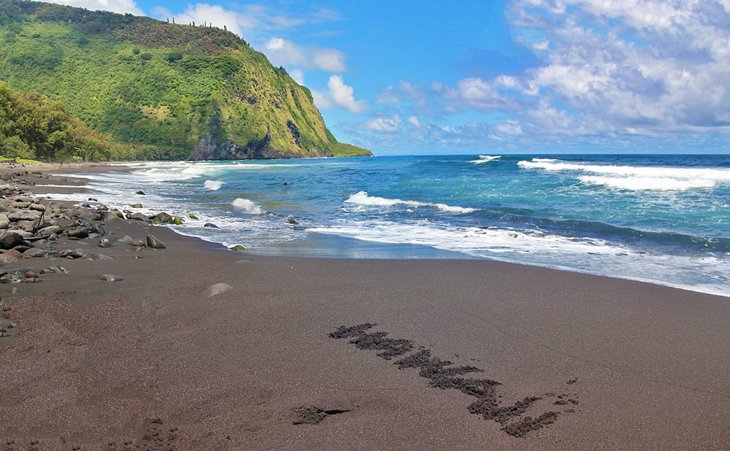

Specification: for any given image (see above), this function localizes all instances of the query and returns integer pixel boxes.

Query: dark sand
[0,164,729,449]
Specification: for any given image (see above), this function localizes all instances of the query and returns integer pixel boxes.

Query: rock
[40,266,69,274]
[67,227,89,239]
[98,238,112,248]
[129,212,150,222]
[59,249,88,259]
[88,198,98,202]
[0,213,9,229]
[24,271,38,279]
[203,223,219,229]
[10,201,30,209]
[37,225,63,236]
[0,231,28,250]
[91,224,105,236]
[188,214,199,220]
[0,254,18,266]
[111,210,125,219]
[94,253,114,261]
[229,244,246,251]
[285,215,298,225]
[13,230,33,240]
[153,212,173,224]
[12,245,30,253]
[131,203,144,208]
[118,235,135,243]
[172,216,183,225]
[203,283,233,297]
[146,235,166,249]
[5,249,23,259]
[8,210,40,221]
[136,190,145,195]
[100,274,124,282]
[15,220,36,232]
[28,203,46,212]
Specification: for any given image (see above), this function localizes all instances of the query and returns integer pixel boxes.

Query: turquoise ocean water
[48,154,730,297]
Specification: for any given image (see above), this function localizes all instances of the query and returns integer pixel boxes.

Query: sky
[42,0,730,154]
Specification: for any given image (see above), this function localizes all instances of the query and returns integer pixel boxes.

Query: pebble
[203,283,233,297]
[59,249,88,259]
[41,266,70,274]
[100,274,124,282]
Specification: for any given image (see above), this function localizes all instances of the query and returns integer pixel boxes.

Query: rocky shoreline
[0,170,179,285]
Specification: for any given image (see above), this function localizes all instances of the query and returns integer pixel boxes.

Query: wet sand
[0,164,729,449]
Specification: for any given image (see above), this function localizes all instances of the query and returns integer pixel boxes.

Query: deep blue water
[51,154,730,296]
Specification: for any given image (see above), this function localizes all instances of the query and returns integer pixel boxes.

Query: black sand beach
[0,165,729,449]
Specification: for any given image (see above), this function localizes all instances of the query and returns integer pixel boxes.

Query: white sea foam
[309,220,730,297]
[518,158,730,191]
[204,180,224,190]
[345,191,478,214]
[470,155,501,164]
[578,176,717,191]
[232,198,265,214]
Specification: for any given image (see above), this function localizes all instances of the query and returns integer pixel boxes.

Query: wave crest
[345,191,478,214]
[518,158,730,191]
[470,155,501,164]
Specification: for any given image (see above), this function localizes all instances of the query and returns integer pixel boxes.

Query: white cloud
[375,86,400,105]
[155,3,250,35]
[441,77,515,111]
[312,75,367,113]
[364,116,402,133]
[426,0,730,141]
[408,116,421,127]
[264,37,346,73]
[494,121,523,136]
[289,69,305,84]
[375,81,427,106]
[40,0,144,15]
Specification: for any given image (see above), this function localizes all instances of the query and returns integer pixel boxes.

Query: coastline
[0,163,728,448]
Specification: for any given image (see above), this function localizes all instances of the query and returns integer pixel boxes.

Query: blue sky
[46,1,730,154]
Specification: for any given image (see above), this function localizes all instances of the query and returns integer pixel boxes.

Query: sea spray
[204,180,224,190]
[232,198,265,215]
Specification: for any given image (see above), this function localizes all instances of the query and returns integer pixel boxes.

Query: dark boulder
[0,231,28,250]
[145,235,166,249]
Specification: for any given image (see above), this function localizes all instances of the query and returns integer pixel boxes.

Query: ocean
[46,154,730,297]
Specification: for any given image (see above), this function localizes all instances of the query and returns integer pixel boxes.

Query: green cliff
[0,0,371,160]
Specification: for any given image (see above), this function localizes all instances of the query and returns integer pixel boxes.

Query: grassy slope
[0,0,370,159]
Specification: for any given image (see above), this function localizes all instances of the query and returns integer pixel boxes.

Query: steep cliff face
[0,0,371,159]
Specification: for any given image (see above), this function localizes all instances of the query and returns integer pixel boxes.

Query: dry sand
[0,163,728,449]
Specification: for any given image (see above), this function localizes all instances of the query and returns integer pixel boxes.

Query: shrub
[166,51,183,62]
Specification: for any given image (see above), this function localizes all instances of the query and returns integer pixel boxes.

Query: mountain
[0,0,371,160]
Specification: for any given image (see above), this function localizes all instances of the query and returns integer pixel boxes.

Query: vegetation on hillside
[0,81,137,161]
[0,0,370,159]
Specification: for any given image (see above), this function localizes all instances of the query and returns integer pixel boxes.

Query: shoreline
[0,163,728,448]
[36,160,730,300]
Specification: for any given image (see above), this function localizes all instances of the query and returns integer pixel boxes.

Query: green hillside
[0,0,370,160]
[0,80,137,161]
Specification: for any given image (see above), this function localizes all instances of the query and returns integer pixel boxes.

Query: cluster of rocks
[0,185,169,284]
